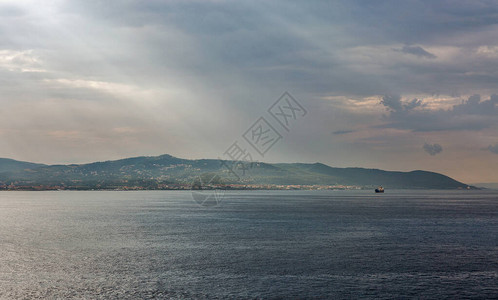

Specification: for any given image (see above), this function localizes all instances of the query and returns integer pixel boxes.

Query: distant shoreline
[0,184,363,191]
[0,185,482,192]
[0,154,478,190]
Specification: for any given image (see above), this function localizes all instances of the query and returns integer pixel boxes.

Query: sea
[0,190,496,299]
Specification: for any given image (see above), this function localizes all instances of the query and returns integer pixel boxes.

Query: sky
[1,0,498,183]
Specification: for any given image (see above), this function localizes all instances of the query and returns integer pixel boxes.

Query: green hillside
[0,155,471,190]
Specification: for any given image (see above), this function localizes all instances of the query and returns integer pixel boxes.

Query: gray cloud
[332,130,356,135]
[394,45,437,59]
[488,144,498,154]
[423,143,443,156]
[2,0,498,100]
[381,95,424,112]
[0,4,25,17]
[380,94,498,131]
[50,0,498,98]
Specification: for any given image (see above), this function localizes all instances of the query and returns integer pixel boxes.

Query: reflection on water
[0,190,497,298]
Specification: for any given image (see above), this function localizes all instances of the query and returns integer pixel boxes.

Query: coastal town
[0,182,363,191]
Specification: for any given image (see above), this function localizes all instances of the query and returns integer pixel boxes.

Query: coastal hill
[0,158,46,172]
[0,154,472,190]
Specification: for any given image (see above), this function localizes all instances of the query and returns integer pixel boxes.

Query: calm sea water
[0,190,496,299]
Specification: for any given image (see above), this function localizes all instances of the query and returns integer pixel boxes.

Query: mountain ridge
[0,155,473,190]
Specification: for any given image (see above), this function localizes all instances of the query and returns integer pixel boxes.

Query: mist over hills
[472,183,498,190]
[0,154,471,190]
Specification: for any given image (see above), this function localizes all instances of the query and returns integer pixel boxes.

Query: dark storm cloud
[380,94,498,131]
[2,0,497,101]
[394,45,437,59]
[380,95,424,112]
[57,0,498,98]
[423,143,443,156]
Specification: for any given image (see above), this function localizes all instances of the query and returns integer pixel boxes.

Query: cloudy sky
[1,0,498,183]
